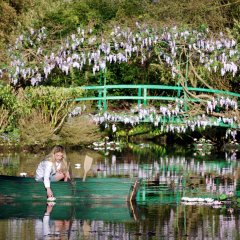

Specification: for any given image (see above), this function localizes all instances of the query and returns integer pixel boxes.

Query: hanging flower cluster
[226,129,238,140]
[91,101,239,137]
[1,23,239,86]
[7,27,47,86]
[68,105,86,118]
[206,96,238,114]
[92,100,184,127]
[188,34,238,77]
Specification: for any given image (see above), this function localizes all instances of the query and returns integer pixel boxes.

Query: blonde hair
[45,145,69,173]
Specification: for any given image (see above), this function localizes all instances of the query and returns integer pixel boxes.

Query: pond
[0,142,240,239]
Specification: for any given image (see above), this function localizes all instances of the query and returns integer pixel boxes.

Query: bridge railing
[75,84,240,111]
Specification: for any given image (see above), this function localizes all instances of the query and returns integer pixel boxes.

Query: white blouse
[35,160,61,188]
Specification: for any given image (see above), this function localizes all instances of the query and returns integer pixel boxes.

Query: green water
[0,143,239,239]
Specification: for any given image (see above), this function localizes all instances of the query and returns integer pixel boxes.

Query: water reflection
[0,201,136,239]
[35,202,71,239]
[0,202,240,239]
[0,145,240,239]
[135,204,240,240]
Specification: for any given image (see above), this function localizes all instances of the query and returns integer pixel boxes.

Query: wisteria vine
[1,23,239,87]
[1,22,239,139]
[91,95,239,139]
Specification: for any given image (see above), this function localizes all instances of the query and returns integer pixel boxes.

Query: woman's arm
[46,187,53,198]
[43,161,54,197]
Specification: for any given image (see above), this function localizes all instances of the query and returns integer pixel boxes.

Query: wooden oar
[67,162,76,186]
[83,155,93,181]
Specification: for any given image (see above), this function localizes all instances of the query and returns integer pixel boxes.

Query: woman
[35,145,71,198]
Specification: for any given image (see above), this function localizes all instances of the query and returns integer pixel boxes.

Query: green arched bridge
[74,84,240,129]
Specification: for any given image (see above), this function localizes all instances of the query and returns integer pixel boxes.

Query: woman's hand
[46,187,53,198]
[66,171,71,180]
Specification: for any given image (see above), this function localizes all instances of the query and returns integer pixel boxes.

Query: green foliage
[0,85,87,145]
[22,86,84,132]
[0,0,237,47]
[59,115,102,146]
[108,62,145,84]
[18,108,58,146]
[128,124,152,136]
[115,124,154,139]
[219,0,240,28]
[45,66,94,87]
[118,0,149,17]
[0,164,18,175]
[7,0,32,13]
[228,19,240,42]
[128,142,169,160]
[219,193,228,201]
[17,86,87,146]
[0,85,18,110]
[106,62,147,99]
[0,0,32,51]
[86,0,119,21]
[0,85,21,132]
[41,2,91,37]
[148,63,174,85]
[0,2,18,60]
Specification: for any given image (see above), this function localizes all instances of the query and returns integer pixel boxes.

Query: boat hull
[0,175,135,203]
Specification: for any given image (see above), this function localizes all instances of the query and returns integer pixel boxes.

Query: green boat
[0,175,138,203]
